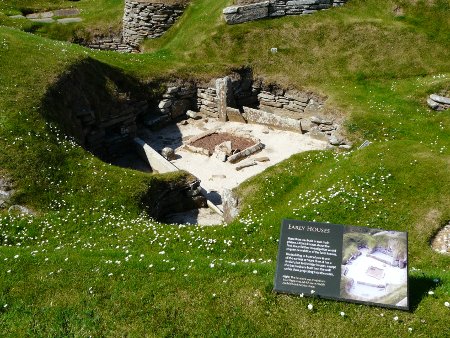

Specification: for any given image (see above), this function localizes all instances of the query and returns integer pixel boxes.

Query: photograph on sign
[274,220,409,310]
[340,226,408,308]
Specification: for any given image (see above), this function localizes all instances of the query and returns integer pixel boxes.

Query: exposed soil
[191,132,256,154]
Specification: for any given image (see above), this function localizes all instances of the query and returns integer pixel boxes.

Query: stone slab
[54,8,81,16]
[226,107,246,123]
[236,160,257,171]
[30,18,55,23]
[243,106,302,132]
[57,17,83,24]
[134,137,178,173]
[224,1,270,24]
[430,94,450,105]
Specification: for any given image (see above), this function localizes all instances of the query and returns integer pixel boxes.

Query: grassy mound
[0,0,449,336]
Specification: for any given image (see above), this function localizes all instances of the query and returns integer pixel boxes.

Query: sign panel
[274,220,409,310]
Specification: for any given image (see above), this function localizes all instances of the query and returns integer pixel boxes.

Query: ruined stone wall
[224,0,348,24]
[123,0,187,48]
[86,34,137,53]
[150,74,349,148]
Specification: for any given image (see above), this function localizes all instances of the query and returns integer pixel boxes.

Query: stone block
[57,18,83,24]
[228,142,264,163]
[226,107,247,123]
[186,110,200,119]
[54,8,80,16]
[170,99,192,119]
[161,147,176,160]
[158,99,172,109]
[223,1,270,25]
[260,100,284,108]
[309,126,329,142]
[427,98,440,110]
[243,106,302,131]
[216,76,236,122]
[222,189,240,223]
[134,137,178,173]
[430,94,450,105]
[236,160,257,171]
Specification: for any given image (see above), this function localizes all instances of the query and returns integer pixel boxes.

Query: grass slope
[0,0,449,336]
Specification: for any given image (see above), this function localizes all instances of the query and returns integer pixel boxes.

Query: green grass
[0,0,124,41]
[1,0,450,336]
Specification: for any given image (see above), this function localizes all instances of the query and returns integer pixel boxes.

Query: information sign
[274,220,409,310]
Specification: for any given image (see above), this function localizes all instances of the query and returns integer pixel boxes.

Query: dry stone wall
[123,0,187,48]
[86,35,136,53]
[224,0,348,24]
[150,73,349,148]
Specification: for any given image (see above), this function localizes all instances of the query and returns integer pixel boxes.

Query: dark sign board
[274,220,409,310]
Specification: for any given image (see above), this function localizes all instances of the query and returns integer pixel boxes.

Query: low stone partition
[123,0,188,48]
[224,0,348,24]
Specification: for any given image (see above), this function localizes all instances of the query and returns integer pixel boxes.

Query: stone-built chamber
[122,0,188,49]
[146,71,349,148]
[87,0,189,52]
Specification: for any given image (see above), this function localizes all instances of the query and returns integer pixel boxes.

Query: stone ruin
[122,0,188,49]
[42,63,348,222]
[224,0,348,25]
[147,72,350,148]
[7,0,352,52]
[84,0,189,52]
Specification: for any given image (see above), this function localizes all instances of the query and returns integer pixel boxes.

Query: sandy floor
[163,208,224,226]
[142,117,328,209]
